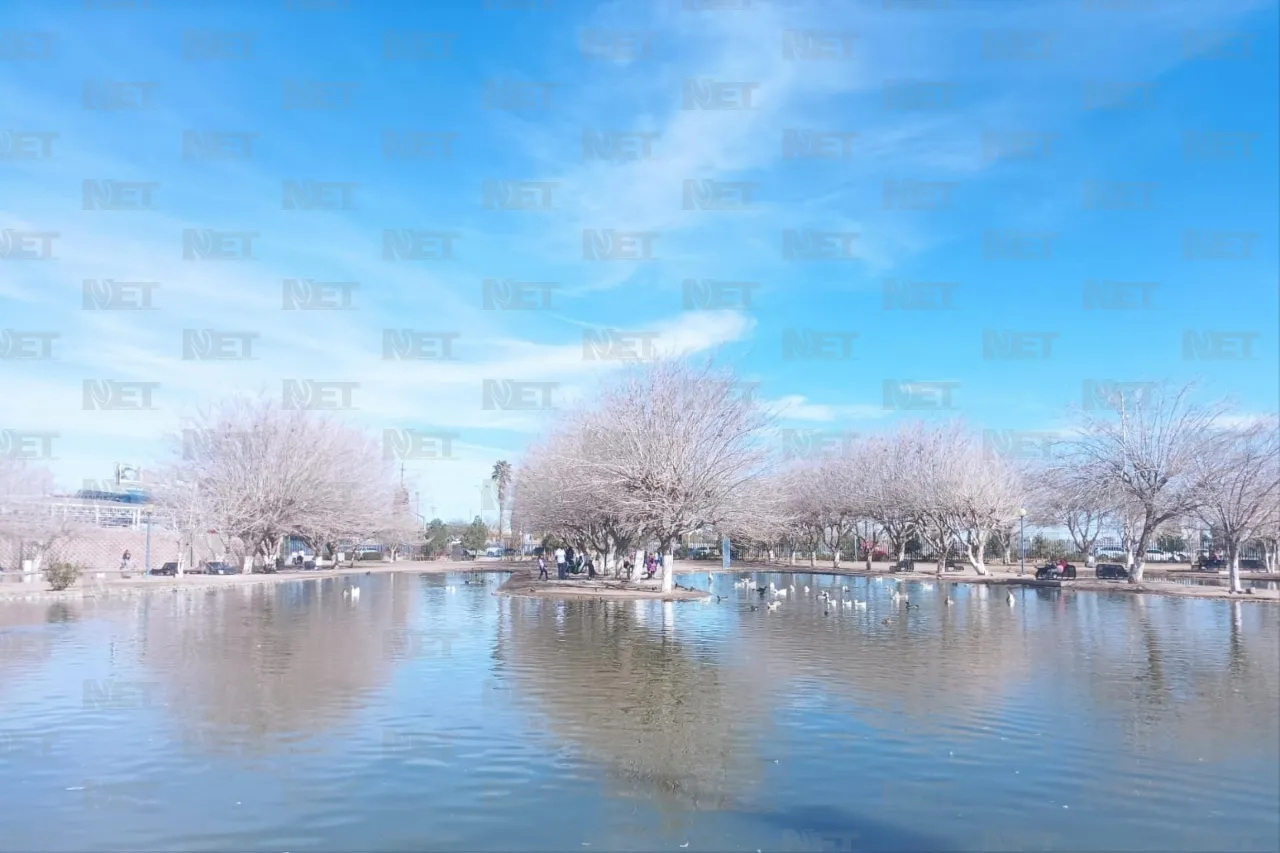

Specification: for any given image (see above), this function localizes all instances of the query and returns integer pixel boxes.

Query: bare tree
[535,360,775,592]
[1069,383,1227,582]
[1030,462,1115,563]
[855,431,918,566]
[1192,417,1280,593]
[159,395,398,572]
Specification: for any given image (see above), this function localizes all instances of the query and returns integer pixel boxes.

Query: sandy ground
[1,556,1275,604]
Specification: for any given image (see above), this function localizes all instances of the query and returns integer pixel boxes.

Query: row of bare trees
[512,362,1279,595]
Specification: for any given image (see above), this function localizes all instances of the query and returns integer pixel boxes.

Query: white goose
[803,585,810,594]
[767,601,781,611]
[854,600,867,609]
[349,587,361,601]
[776,588,788,598]
[1006,591,1016,606]
[921,583,934,591]
[945,597,955,606]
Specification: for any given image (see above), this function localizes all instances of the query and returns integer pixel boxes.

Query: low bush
[44,562,83,591]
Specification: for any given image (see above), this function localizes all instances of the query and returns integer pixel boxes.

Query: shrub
[44,562,82,591]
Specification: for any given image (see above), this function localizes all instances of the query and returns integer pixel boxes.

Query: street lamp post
[1018,508,1027,576]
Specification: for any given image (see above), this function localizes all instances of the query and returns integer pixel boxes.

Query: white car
[1145,549,1170,563]
[484,547,503,558]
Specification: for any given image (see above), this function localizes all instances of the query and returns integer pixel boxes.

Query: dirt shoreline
[0,559,504,604]
[495,568,709,601]
[0,557,1274,604]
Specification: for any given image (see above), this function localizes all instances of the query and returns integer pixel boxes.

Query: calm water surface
[1,571,1277,852]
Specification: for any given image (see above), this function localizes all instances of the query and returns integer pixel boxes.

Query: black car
[1095,562,1129,580]
[1194,557,1225,572]
[1036,563,1077,580]
[891,558,915,573]
[151,561,179,576]
[202,561,236,575]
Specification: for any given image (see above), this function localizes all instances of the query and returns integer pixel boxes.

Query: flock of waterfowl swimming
[727,575,1019,618]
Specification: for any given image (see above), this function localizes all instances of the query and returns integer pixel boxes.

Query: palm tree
[491,460,513,547]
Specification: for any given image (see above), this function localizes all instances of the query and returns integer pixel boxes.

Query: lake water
[1,571,1277,852]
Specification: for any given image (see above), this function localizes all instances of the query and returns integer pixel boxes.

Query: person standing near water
[537,555,549,580]
[554,546,566,580]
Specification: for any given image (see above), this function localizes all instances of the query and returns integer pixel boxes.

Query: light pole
[1018,508,1027,576]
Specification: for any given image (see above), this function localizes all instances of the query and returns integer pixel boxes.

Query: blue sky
[1,0,1277,521]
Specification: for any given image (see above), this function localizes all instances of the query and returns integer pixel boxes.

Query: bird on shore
[1006,591,1016,606]
[946,597,955,606]
[767,601,780,611]
[905,602,920,610]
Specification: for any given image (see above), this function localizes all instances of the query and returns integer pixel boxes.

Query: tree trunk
[661,551,674,593]
[1227,541,1242,594]
[809,551,816,568]
[1130,555,1144,583]
[831,549,840,569]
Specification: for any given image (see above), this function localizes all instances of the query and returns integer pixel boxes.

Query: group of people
[538,546,598,581]
[535,548,664,582]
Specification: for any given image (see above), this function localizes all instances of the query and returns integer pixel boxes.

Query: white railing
[2,499,177,530]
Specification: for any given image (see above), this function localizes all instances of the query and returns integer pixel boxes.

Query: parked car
[891,558,915,573]
[202,561,236,575]
[1238,558,1265,571]
[150,561,179,576]
[1095,563,1129,580]
[1036,563,1077,580]
[484,547,503,558]
[1144,549,1170,563]
[1096,546,1126,560]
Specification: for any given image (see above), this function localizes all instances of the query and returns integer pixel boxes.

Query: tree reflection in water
[137,576,414,760]
[497,597,771,812]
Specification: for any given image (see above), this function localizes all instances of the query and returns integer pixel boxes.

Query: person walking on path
[537,555,549,580]
[119,550,132,576]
